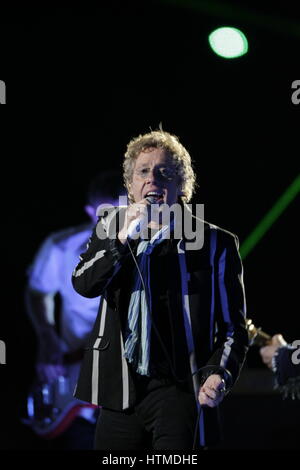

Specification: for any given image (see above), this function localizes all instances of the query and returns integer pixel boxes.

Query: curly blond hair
[123,130,197,203]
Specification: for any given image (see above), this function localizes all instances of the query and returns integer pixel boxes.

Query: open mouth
[145,191,164,203]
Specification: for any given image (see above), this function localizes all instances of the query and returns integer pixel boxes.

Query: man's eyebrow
[137,163,169,168]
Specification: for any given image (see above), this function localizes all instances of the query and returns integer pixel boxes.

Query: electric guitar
[23,319,270,438]
[22,354,98,439]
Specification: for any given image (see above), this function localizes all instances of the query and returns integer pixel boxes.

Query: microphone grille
[145,196,157,204]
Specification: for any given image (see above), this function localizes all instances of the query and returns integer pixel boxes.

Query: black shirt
[119,232,191,384]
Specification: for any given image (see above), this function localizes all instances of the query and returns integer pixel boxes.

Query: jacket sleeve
[202,231,249,391]
[72,215,129,298]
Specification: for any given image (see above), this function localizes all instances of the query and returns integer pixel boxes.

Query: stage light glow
[208,27,248,58]
[240,175,300,259]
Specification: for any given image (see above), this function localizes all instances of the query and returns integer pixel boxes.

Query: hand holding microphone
[118,198,153,244]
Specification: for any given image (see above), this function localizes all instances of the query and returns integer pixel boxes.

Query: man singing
[72,129,249,450]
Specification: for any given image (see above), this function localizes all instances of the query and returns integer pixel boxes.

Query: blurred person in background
[260,334,300,399]
[24,170,125,449]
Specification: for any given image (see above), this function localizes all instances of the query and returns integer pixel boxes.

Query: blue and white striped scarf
[124,222,174,376]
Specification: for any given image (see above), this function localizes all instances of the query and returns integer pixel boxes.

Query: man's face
[129,148,180,205]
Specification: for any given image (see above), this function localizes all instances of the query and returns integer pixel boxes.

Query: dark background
[0,0,299,452]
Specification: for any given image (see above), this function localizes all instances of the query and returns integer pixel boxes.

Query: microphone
[145,196,157,204]
[126,204,149,239]
[127,197,160,239]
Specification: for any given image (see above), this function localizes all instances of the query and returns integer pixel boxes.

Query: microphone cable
[122,204,228,450]
[125,233,187,385]
[125,231,209,450]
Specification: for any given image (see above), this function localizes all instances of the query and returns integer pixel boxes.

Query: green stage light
[240,174,300,260]
[208,27,248,58]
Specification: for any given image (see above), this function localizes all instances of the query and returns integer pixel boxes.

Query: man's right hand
[118,199,151,244]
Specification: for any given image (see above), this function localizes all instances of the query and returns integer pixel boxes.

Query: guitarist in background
[25,170,125,449]
[260,334,300,400]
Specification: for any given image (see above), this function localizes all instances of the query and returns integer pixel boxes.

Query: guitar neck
[246,319,272,347]
[252,329,272,347]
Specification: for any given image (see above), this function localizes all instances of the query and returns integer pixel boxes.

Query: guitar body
[23,362,97,439]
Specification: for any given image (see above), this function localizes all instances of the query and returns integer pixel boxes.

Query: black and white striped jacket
[72,205,249,445]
